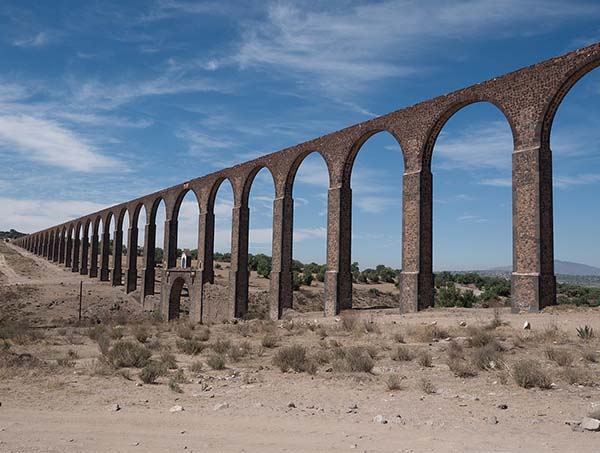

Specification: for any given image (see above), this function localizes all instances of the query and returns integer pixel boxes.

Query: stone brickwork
[14,43,600,320]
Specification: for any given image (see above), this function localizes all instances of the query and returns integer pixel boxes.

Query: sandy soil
[1,241,600,452]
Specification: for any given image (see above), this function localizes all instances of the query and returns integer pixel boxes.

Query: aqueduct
[13,42,600,322]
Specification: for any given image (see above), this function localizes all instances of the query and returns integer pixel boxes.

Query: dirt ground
[1,241,599,452]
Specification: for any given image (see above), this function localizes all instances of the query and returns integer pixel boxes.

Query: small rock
[459,321,467,327]
[288,402,296,408]
[170,405,184,413]
[487,416,498,425]
[111,403,121,412]
[430,321,437,326]
[523,321,531,330]
[132,442,140,446]
[254,402,264,408]
[497,404,508,410]
[213,402,229,411]
[581,417,600,431]
[350,444,358,449]
[373,415,388,424]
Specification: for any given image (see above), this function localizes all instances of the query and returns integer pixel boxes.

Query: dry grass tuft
[207,354,226,370]
[105,340,151,368]
[417,350,433,367]
[419,377,436,394]
[562,367,595,386]
[512,359,552,389]
[582,349,598,363]
[261,334,278,348]
[391,345,414,362]
[385,374,404,391]
[273,345,316,374]
[410,325,449,343]
[544,347,574,367]
[176,338,206,355]
[471,343,504,370]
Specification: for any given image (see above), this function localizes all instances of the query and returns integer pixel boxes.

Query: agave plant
[576,325,594,341]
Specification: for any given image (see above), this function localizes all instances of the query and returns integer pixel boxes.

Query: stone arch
[241,165,276,205]
[422,99,517,170]
[541,57,600,149]
[285,150,332,196]
[343,128,407,186]
[167,276,188,321]
[172,187,201,220]
[115,206,128,231]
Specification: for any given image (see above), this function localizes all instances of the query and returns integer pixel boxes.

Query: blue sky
[1,1,600,271]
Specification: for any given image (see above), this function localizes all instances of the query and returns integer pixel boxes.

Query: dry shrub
[170,368,188,384]
[447,357,477,378]
[417,350,433,367]
[562,367,595,386]
[176,338,206,355]
[467,328,496,348]
[211,339,232,355]
[446,340,464,361]
[312,348,331,365]
[133,326,149,344]
[385,374,404,390]
[169,380,183,393]
[145,337,162,351]
[393,332,405,343]
[331,346,374,373]
[195,326,211,342]
[363,320,381,334]
[105,340,151,368]
[340,312,359,332]
[176,323,194,340]
[582,349,598,363]
[87,325,107,341]
[207,354,226,370]
[261,334,278,348]
[159,352,177,370]
[512,359,552,389]
[533,324,568,344]
[273,345,316,374]
[109,326,124,340]
[411,325,449,343]
[544,347,574,367]
[139,361,165,384]
[229,341,252,361]
[189,360,203,373]
[391,345,414,362]
[471,343,504,370]
[87,358,113,376]
[419,377,436,394]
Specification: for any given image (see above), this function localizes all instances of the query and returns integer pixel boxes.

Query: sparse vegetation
[544,347,574,367]
[417,350,433,367]
[512,359,552,389]
[385,374,403,390]
[176,338,206,355]
[139,361,165,384]
[105,341,151,368]
[391,345,414,362]
[576,325,594,341]
[207,354,226,370]
[133,326,149,344]
[419,377,436,394]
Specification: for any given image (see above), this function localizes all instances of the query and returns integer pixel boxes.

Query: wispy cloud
[554,173,600,189]
[480,177,512,187]
[13,32,50,48]
[457,214,488,223]
[0,114,120,172]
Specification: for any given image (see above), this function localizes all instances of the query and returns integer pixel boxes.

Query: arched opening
[550,66,600,305]
[136,205,147,291]
[152,199,167,298]
[210,179,234,295]
[168,277,190,321]
[115,209,129,285]
[103,214,114,282]
[291,152,328,314]
[246,167,275,319]
[348,131,404,310]
[430,102,513,308]
[173,190,200,268]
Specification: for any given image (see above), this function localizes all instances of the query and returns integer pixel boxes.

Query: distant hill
[490,260,600,276]
[0,229,26,240]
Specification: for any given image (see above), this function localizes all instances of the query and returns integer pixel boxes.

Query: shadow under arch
[167,276,190,321]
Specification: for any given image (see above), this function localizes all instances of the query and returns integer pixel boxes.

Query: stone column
[53,234,60,262]
[125,227,138,293]
[59,233,66,264]
[80,235,89,275]
[99,229,110,281]
[399,168,434,313]
[89,233,99,278]
[269,194,294,320]
[112,228,123,286]
[65,235,73,268]
[164,219,178,270]
[512,143,556,312]
[47,234,55,261]
[229,202,250,319]
[71,236,80,272]
[198,207,215,283]
[142,222,156,302]
[324,184,353,317]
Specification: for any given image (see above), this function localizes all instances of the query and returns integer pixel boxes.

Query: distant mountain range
[0,229,26,240]
[490,260,600,276]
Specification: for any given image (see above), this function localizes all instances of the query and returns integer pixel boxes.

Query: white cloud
[0,197,110,233]
[457,214,488,223]
[554,173,600,189]
[433,121,513,170]
[13,32,49,48]
[480,177,512,187]
[0,114,120,172]
[355,196,399,214]
[233,0,600,99]
[176,128,238,160]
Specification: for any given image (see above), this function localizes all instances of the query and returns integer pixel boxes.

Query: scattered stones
[581,417,600,431]
[497,404,508,410]
[373,415,388,424]
[169,405,184,413]
[523,321,531,330]
[213,402,229,411]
